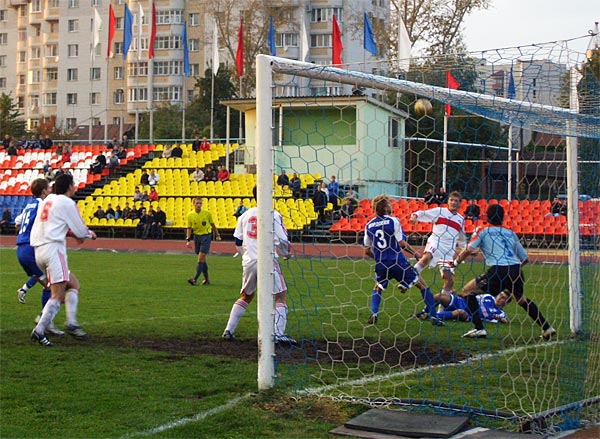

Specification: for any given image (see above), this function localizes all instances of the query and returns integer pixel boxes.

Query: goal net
[253,39,599,434]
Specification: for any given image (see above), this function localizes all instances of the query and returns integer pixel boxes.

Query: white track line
[119,394,252,438]
[300,339,564,395]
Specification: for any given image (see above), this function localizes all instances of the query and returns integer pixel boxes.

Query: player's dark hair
[487,203,504,225]
[53,173,74,195]
[449,191,461,199]
[30,178,49,197]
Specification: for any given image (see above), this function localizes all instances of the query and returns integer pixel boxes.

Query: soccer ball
[414,98,433,116]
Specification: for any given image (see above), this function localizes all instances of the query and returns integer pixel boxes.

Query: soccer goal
[253,40,599,434]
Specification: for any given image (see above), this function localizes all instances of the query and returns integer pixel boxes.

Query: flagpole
[507,125,513,201]
[442,115,448,190]
[210,66,215,141]
[104,56,109,142]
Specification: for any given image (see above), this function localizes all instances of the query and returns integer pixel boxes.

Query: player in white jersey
[222,187,296,345]
[29,174,97,347]
[410,191,466,294]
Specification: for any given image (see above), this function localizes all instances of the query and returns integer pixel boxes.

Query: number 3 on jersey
[374,229,388,249]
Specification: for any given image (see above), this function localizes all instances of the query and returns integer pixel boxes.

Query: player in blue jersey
[14,178,63,336]
[415,290,509,323]
[363,195,444,327]
[453,204,556,339]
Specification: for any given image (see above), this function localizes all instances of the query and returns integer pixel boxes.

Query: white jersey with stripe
[30,193,91,247]
[413,207,466,255]
[233,207,289,265]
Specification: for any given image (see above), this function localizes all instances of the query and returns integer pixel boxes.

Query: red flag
[106,4,116,59]
[445,71,459,116]
[148,0,157,59]
[332,15,343,66]
[236,18,244,77]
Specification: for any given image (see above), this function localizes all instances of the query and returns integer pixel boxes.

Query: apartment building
[0,0,388,137]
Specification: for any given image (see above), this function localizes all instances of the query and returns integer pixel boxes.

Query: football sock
[438,310,455,321]
[370,289,382,314]
[275,303,288,336]
[34,299,60,334]
[203,262,209,281]
[194,262,205,281]
[22,276,37,291]
[518,298,549,329]
[421,287,437,316]
[41,288,51,308]
[414,262,425,274]
[64,289,79,326]
[467,295,484,330]
[225,299,248,334]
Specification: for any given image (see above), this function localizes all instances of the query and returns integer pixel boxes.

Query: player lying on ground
[414,290,509,324]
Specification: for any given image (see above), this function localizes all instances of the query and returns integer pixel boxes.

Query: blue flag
[363,13,378,56]
[182,22,190,77]
[268,16,276,56]
[123,3,134,59]
[507,67,516,99]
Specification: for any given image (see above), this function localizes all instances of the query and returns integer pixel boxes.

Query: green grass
[1,248,596,438]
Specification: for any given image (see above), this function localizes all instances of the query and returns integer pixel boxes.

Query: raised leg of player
[64,289,81,327]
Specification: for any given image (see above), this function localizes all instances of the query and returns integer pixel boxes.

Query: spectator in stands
[424,188,435,205]
[43,161,53,180]
[107,136,118,149]
[161,144,173,158]
[92,206,106,220]
[150,206,167,239]
[191,167,204,182]
[148,169,160,187]
[289,173,301,199]
[7,142,18,156]
[233,200,248,218]
[312,182,329,223]
[96,152,107,170]
[142,190,150,202]
[217,165,230,182]
[61,145,72,164]
[199,136,211,151]
[191,135,202,152]
[122,202,133,219]
[171,143,183,158]
[114,205,123,220]
[41,134,53,150]
[277,170,290,188]
[105,204,116,219]
[140,169,150,186]
[133,187,143,202]
[120,134,130,149]
[136,207,149,238]
[546,197,567,217]
[2,134,11,149]
[433,187,448,205]
[345,187,359,206]
[1,205,12,234]
[107,152,120,173]
[25,135,39,149]
[148,187,159,202]
[340,198,355,219]
[90,157,103,175]
[464,200,481,220]
[16,136,28,149]
[204,165,217,182]
[327,175,340,211]
[114,144,127,159]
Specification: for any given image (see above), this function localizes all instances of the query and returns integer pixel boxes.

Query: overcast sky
[463,0,597,57]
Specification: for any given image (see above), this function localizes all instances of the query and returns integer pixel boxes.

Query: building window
[114,66,124,79]
[276,33,298,48]
[116,17,123,30]
[0,78,6,88]
[30,47,41,59]
[68,44,79,57]
[156,10,183,25]
[92,117,100,125]
[46,68,58,81]
[0,55,5,67]
[67,68,78,81]
[18,51,26,63]
[66,118,77,130]
[18,29,26,41]
[67,93,78,105]
[18,75,25,86]
[90,67,101,80]
[128,87,148,102]
[189,39,199,52]
[155,35,181,50]
[31,0,42,12]
[189,13,199,26]
[49,0,59,7]
[128,62,148,77]
[91,0,101,7]
[310,85,342,96]
[153,86,182,102]
[44,93,57,106]
[310,34,331,48]
[46,44,58,57]
[112,116,120,124]
[30,95,40,110]
[68,19,79,32]
[1,33,9,45]
[30,70,41,83]
[90,92,100,105]
[389,117,401,148]
[154,61,182,76]
[311,8,343,23]
[114,89,124,104]
[190,64,200,77]
[115,42,123,55]
[0,10,7,21]
[68,0,79,8]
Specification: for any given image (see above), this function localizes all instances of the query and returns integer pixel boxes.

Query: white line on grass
[299,339,564,395]
[119,394,252,438]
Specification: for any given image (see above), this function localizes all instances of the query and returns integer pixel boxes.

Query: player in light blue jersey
[363,195,444,327]
[454,204,555,339]
[14,178,63,336]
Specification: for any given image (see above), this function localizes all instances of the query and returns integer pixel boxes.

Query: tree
[137,104,185,141]
[0,93,27,138]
